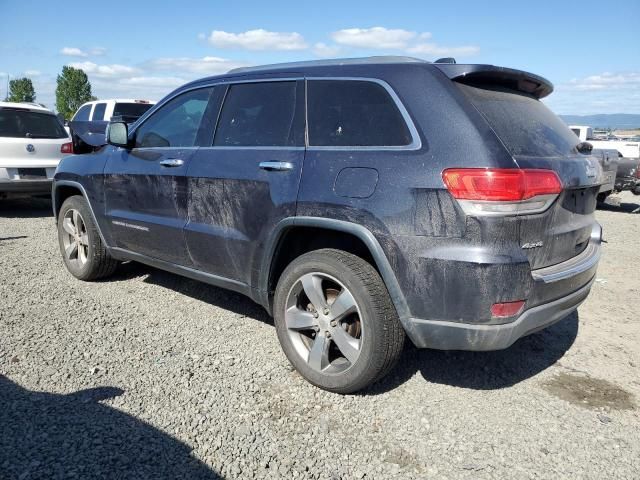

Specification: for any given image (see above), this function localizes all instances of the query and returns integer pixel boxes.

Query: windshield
[457,83,580,157]
[113,103,153,118]
[0,108,68,139]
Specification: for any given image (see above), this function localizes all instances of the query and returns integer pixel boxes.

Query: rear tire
[273,249,405,394]
[57,195,118,281]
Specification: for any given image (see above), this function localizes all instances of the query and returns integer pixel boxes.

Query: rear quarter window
[307,80,413,147]
[458,84,579,157]
[92,103,107,121]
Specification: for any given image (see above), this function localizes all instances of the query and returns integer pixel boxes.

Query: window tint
[307,80,413,147]
[92,103,106,121]
[214,81,302,147]
[113,102,154,118]
[0,109,68,139]
[134,88,213,148]
[73,104,92,121]
[458,83,580,157]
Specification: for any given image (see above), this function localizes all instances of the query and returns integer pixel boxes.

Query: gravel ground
[1,192,639,480]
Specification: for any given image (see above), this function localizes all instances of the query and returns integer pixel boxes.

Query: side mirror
[107,121,131,148]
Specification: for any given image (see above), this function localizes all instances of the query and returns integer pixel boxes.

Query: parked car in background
[0,102,72,198]
[590,148,618,202]
[570,125,640,158]
[53,57,603,393]
[69,99,155,153]
[613,156,640,195]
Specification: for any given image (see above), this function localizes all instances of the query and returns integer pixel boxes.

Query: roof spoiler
[433,63,554,99]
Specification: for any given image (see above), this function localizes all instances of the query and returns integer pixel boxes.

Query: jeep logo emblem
[26,144,35,153]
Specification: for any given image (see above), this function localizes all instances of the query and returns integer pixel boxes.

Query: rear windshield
[457,84,579,157]
[0,108,68,139]
[113,103,153,118]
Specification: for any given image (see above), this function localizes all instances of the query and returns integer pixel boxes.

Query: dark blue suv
[53,57,603,393]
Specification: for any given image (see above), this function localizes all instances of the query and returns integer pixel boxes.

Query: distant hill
[559,114,640,129]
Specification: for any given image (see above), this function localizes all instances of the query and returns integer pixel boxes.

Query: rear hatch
[0,107,70,168]
[439,65,602,270]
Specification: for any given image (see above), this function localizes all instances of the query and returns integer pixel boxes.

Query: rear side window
[307,80,413,147]
[113,102,153,118]
[0,109,67,139]
[457,84,579,157]
[73,104,91,121]
[92,103,107,121]
[134,88,213,148]
[214,81,302,147]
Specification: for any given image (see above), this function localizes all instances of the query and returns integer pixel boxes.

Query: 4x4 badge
[522,241,543,249]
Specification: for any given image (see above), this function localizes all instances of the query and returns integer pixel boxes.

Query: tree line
[4,66,95,119]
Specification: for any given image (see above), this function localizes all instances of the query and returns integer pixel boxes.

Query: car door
[104,86,216,266]
[185,79,305,286]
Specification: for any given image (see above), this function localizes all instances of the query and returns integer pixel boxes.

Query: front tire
[274,249,405,394]
[57,195,118,281]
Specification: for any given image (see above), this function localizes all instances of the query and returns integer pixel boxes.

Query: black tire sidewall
[57,196,99,280]
[274,250,392,393]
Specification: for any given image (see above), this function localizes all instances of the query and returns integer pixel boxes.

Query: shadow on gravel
[366,312,579,394]
[598,199,640,213]
[107,262,273,325]
[0,197,53,218]
[0,375,222,479]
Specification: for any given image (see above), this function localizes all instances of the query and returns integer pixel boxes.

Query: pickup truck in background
[570,125,640,199]
[570,125,640,158]
[69,99,155,153]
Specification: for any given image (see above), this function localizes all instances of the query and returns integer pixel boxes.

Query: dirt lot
[1,193,639,479]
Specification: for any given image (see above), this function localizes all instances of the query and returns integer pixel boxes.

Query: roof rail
[227,56,429,74]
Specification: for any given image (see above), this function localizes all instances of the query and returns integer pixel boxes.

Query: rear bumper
[405,225,601,351]
[0,179,52,194]
[407,277,593,350]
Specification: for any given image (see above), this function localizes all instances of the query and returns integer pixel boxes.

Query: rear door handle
[159,158,184,168]
[259,161,294,172]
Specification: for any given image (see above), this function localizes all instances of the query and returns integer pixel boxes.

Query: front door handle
[259,161,294,172]
[159,158,184,168]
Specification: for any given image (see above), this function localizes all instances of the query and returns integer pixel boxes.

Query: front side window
[92,103,106,121]
[214,81,302,147]
[307,80,413,147]
[73,104,92,121]
[134,88,213,148]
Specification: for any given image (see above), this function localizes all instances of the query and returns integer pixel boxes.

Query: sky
[1,0,638,115]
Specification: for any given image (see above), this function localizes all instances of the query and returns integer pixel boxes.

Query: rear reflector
[491,300,525,318]
[442,168,562,201]
[60,142,73,154]
[442,168,562,216]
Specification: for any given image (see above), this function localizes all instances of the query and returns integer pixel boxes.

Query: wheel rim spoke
[79,233,89,246]
[331,327,361,364]
[285,307,318,330]
[62,217,76,236]
[328,289,357,321]
[65,242,78,260]
[72,210,81,230]
[307,333,330,371]
[300,273,327,311]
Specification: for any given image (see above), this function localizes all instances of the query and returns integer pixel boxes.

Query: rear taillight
[61,142,73,154]
[442,168,562,216]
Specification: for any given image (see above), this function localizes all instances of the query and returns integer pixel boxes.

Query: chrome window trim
[305,77,422,152]
[128,76,422,152]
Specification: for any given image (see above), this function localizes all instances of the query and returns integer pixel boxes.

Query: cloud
[312,42,342,58]
[60,46,107,57]
[545,71,640,115]
[407,43,480,57]
[68,61,140,78]
[24,70,42,76]
[60,47,88,57]
[331,27,427,49]
[147,56,248,75]
[207,29,307,50]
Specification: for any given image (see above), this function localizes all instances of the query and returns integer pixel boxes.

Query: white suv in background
[0,102,72,198]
